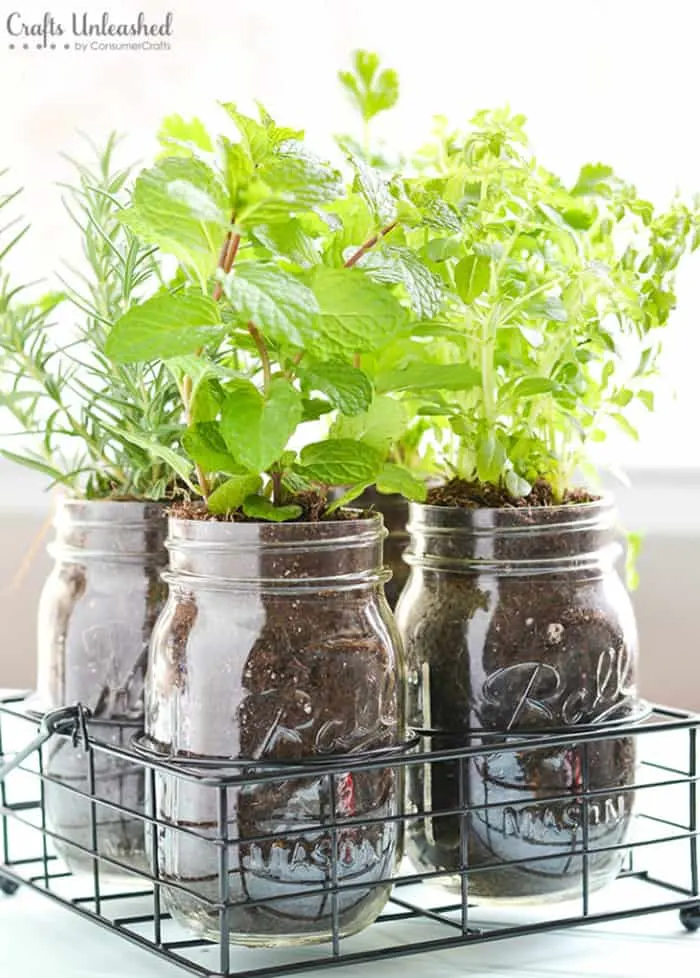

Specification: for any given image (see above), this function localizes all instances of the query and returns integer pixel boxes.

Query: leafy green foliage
[395,107,700,497]
[0,139,184,499]
[338,50,399,124]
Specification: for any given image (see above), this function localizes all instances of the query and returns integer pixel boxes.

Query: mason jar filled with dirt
[36,498,168,877]
[395,494,639,903]
[144,510,404,946]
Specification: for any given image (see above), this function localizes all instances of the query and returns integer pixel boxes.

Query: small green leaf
[375,463,427,501]
[106,290,222,362]
[638,389,655,411]
[311,267,408,357]
[122,157,229,279]
[301,397,334,421]
[222,264,318,348]
[158,115,213,156]
[220,378,302,472]
[331,395,407,453]
[326,483,373,513]
[182,423,243,474]
[357,246,444,318]
[510,377,558,398]
[454,255,491,302]
[109,429,195,488]
[611,413,639,441]
[376,362,480,393]
[504,469,532,498]
[303,361,373,416]
[476,431,506,484]
[208,474,263,515]
[298,439,383,485]
[242,495,303,522]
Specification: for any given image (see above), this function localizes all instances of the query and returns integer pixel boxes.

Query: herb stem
[248,322,272,390]
[344,220,398,268]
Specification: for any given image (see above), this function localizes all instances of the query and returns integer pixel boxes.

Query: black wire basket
[1,690,699,977]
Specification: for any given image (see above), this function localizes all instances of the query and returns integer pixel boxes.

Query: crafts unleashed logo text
[4,10,174,51]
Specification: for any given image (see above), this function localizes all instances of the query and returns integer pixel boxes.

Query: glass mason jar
[328,488,410,609]
[145,513,404,947]
[395,498,639,904]
[36,499,167,876]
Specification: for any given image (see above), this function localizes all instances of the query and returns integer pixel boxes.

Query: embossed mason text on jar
[395,497,639,903]
[144,512,404,946]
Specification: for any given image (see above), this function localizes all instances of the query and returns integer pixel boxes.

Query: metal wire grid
[1,690,699,978]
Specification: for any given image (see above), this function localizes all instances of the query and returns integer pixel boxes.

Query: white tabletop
[1,879,698,978]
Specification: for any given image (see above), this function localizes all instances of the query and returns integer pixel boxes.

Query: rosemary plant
[0,137,184,500]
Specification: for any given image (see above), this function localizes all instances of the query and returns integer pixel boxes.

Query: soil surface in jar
[154,556,402,939]
[405,478,637,901]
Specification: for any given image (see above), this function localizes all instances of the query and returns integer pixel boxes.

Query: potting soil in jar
[396,490,639,903]
[145,513,404,946]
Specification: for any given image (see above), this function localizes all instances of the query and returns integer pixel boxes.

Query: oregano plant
[389,108,700,499]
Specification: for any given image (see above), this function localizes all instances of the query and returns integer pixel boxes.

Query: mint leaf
[260,146,344,209]
[106,291,223,362]
[182,423,242,474]
[347,154,397,224]
[220,103,270,163]
[242,495,303,522]
[330,395,407,453]
[376,362,480,393]
[222,264,319,348]
[208,474,263,514]
[311,267,408,356]
[376,463,427,502]
[158,115,213,156]
[298,438,383,485]
[356,246,444,317]
[302,397,333,421]
[121,157,229,279]
[454,255,491,302]
[252,220,318,266]
[220,378,302,472]
[302,361,373,416]
[325,482,373,514]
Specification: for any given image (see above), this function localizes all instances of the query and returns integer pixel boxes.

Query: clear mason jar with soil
[395,498,640,903]
[144,512,405,946]
[36,499,167,876]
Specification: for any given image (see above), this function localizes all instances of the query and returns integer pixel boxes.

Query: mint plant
[0,139,183,499]
[106,103,436,519]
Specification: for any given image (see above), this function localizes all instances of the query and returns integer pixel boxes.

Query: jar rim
[166,509,385,546]
[408,494,616,531]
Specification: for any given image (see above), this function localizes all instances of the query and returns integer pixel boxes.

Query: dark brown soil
[426,478,599,509]
[169,491,367,523]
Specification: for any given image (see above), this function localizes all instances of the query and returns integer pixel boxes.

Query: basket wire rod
[148,767,162,946]
[87,743,101,915]
[581,741,590,916]
[37,744,50,888]
[217,785,230,975]
[690,727,698,896]
[458,756,469,935]
[328,771,341,958]
[0,714,9,865]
